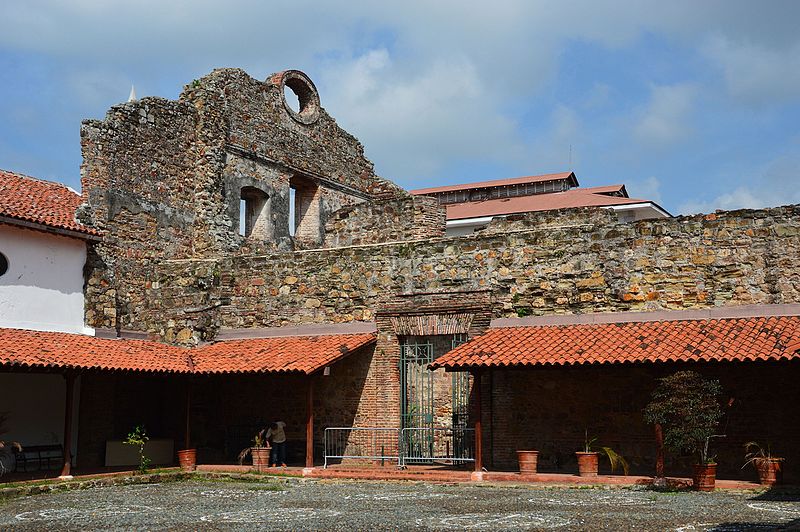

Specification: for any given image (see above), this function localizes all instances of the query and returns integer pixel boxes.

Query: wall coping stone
[491,303,800,328]
[215,321,377,340]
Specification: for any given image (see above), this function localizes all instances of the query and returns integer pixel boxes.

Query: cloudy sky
[1,1,798,215]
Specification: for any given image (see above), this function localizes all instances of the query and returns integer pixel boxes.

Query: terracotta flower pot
[755,458,783,486]
[177,448,197,471]
[251,446,271,471]
[517,450,539,474]
[692,463,717,491]
[576,452,599,477]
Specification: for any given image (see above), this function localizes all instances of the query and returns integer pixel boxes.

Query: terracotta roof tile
[0,328,191,373]
[431,316,800,370]
[445,188,656,221]
[0,169,99,237]
[0,328,376,375]
[192,333,377,375]
[410,172,577,195]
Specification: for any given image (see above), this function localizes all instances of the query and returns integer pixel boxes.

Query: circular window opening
[279,71,320,125]
[283,85,301,113]
[0,253,8,277]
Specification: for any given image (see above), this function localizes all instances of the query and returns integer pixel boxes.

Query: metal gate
[451,334,471,460]
[400,342,434,461]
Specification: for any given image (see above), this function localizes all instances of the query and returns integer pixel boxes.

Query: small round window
[0,252,8,277]
[278,70,320,125]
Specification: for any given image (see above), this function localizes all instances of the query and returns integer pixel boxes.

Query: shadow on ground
[750,485,800,501]
[710,518,799,531]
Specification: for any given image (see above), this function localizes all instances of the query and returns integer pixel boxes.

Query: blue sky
[1,1,798,215]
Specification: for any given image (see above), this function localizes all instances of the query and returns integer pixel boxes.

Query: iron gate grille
[451,334,471,460]
[400,342,434,462]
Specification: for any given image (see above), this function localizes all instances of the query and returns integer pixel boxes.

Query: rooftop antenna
[128,85,137,103]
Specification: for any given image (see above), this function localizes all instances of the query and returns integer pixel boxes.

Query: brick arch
[388,313,475,336]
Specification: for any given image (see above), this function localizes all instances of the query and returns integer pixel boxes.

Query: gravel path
[1,477,799,530]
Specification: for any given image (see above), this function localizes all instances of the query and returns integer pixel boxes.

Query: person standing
[266,421,287,467]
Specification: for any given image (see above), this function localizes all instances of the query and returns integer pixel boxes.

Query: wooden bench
[14,444,64,472]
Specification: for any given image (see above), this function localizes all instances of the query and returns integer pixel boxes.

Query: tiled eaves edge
[434,352,800,371]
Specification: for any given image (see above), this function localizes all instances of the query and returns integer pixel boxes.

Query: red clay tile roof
[430,316,800,370]
[579,184,628,196]
[0,328,376,374]
[191,333,377,374]
[445,188,656,221]
[0,328,191,373]
[0,169,99,238]
[410,172,578,195]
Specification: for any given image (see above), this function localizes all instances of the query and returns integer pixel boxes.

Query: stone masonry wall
[323,195,445,247]
[135,205,800,344]
[79,97,201,330]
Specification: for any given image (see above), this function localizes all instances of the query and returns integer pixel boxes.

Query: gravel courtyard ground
[1,476,799,530]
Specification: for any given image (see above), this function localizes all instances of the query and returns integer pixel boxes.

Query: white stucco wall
[0,224,88,333]
[0,373,81,463]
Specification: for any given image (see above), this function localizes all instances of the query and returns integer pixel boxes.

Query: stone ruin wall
[78,96,201,330]
[323,195,445,247]
[78,68,411,332]
[110,204,800,345]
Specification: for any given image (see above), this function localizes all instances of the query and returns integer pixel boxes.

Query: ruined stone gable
[79,68,425,332]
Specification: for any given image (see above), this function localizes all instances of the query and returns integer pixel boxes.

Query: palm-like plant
[742,441,783,469]
[237,429,268,464]
[582,430,630,475]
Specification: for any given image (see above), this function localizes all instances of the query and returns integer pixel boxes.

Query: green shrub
[643,371,723,464]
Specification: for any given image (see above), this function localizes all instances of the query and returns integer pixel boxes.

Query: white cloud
[633,83,697,147]
[320,49,526,183]
[703,35,800,105]
[1,0,799,194]
[626,176,662,204]
[679,152,800,214]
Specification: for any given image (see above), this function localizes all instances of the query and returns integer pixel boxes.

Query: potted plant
[576,430,629,477]
[743,442,783,486]
[237,429,271,471]
[0,413,22,477]
[516,450,539,474]
[177,448,197,471]
[644,371,724,492]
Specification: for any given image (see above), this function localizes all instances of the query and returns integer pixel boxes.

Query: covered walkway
[0,326,377,477]
[431,308,800,483]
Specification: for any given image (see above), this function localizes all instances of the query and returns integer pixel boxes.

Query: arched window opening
[239,187,270,240]
[289,175,320,245]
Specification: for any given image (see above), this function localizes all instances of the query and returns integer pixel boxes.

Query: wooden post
[655,423,665,479]
[184,380,191,450]
[305,377,314,468]
[473,370,482,473]
[60,372,76,478]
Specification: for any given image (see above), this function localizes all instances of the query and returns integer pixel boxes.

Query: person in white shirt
[265,421,287,467]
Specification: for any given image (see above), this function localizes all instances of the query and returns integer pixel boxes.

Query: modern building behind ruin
[2,67,800,481]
